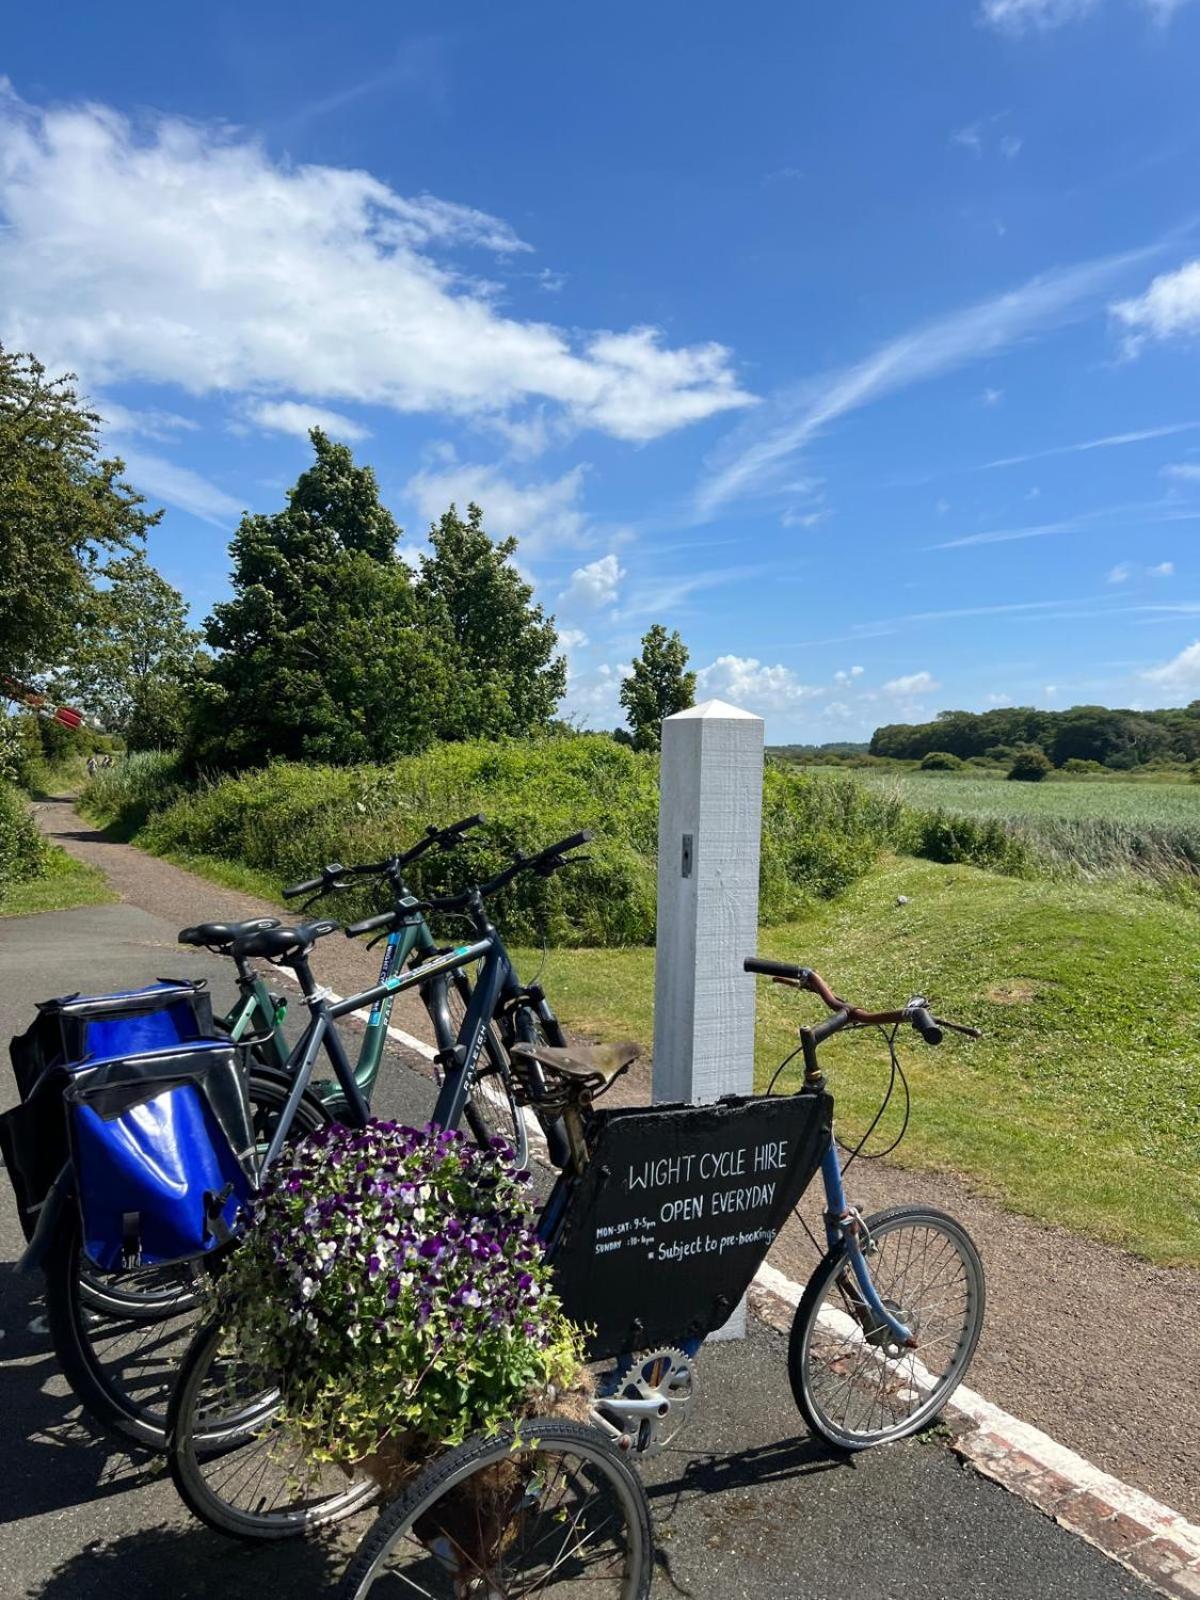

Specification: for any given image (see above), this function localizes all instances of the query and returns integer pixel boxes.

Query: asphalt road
[0,897,1152,1599]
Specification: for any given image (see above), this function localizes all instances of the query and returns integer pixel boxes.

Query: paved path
[0,800,1177,1597]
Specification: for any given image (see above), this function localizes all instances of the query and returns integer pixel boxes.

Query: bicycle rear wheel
[789,1204,985,1451]
[44,1072,329,1449]
[335,1420,652,1599]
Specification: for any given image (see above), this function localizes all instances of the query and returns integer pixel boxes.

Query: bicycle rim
[339,1421,652,1599]
[168,1319,378,1539]
[791,1206,985,1450]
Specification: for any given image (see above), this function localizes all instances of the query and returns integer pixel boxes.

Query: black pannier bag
[546,1088,834,1360]
[63,1041,258,1270]
[0,981,217,1243]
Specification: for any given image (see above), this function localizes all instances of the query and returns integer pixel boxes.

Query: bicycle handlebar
[344,909,398,939]
[418,829,594,914]
[743,957,979,1046]
[283,815,487,900]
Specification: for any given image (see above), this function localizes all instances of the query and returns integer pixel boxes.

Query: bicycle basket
[9,980,214,1100]
[63,1039,258,1271]
[545,1088,833,1360]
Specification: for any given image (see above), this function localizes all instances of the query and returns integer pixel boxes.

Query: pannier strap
[204,1184,236,1246]
[121,1211,142,1270]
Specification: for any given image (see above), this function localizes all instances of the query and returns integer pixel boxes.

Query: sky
[4,0,1200,742]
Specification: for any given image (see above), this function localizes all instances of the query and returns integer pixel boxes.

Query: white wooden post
[652,699,764,1339]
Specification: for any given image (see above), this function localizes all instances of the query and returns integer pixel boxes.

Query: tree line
[870,704,1200,770]
[1,343,696,766]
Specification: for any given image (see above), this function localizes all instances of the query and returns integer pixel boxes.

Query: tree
[920,751,962,771]
[191,430,440,768]
[54,550,205,748]
[0,347,158,682]
[415,503,566,741]
[1008,747,1053,782]
[619,625,696,751]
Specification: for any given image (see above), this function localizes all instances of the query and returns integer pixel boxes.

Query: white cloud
[115,446,243,526]
[986,691,1013,705]
[1044,685,1058,698]
[883,671,939,695]
[1108,562,1132,584]
[0,87,752,445]
[982,386,1004,406]
[696,243,1159,517]
[1112,260,1200,354]
[558,627,589,649]
[984,420,1200,471]
[695,655,821,712]
[562,661,624,726]
[1151,561,1175,577]
[1164,462,1200,481]
[1143,640,1200,695]
[245,399,370,442]
[979,0,1099,32]
[96,399,198,442]
[999,134,1024,160]
[561,553,623,609]
[833,665,865,683]
[406,461,590,555]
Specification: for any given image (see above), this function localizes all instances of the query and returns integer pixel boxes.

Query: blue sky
[4,0,1200,740]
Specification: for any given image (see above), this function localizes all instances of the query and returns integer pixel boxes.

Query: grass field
[0,844,114,917]
[517,852,1200,1266]
[843,768,1200,825]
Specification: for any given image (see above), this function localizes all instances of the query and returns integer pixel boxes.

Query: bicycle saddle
[178,917,280,953]
[231,920,341,964]
[510,1039,641,1088]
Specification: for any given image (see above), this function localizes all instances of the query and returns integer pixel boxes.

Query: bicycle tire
[166,1315,379,1539]
[335,1419,653,1600]
[44,1072,330,1450]
[511,1004,571,1169]
[788,1204,985,1451]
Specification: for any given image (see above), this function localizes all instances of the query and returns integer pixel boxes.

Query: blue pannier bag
[63,1039,258,1271]
[0,980,217,1242]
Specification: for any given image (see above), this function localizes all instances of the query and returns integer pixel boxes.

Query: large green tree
[619,624,696,751]
[416,503,566,741]
[191,430,440,767]
[0,347,158,682]
[55,550,206,748]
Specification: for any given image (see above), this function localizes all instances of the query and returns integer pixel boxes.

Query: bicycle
[165,832,589,1538]
[331,954,986,1597]
[35,815,535,1448]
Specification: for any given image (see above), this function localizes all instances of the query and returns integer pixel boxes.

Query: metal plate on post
[681,832,693,878]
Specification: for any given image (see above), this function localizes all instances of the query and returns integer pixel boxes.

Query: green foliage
[53,549,206,747]
[415,503,566,740]
[217,1124,584,1468]
[759,763,902,917]
[899,807,1029,874]
[191,430,438,769]
[0,781,45,891]
[83,750,189,835]
[1008,747,1053,782]
[919,750,962,771]
[619,624,696,751]
[871,700,1200,770]
[0,347,159,683]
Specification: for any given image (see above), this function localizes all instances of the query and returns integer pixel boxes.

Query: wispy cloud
[934,498,1200,550]
[1112,259,1200,355]
[245,400,371,442]
[116,447,244,526]
[982,420,1200,470]
[695,243,1162,519]
[619,564,776,619]
[1164,461,1200,481]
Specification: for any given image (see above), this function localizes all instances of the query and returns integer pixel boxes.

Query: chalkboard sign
[546,1089,833,1359]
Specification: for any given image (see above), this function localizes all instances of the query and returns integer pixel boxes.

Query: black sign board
[547,1089,833,1360]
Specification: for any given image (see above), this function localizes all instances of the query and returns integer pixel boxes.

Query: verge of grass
[520,853,1200,1266]
[0,845,115,917]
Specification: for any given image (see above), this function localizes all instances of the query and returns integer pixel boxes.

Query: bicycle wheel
[788,1205,985,1451]
[336,1420,653,1599]
[44,1073,329,1450]
[167,1315,379,1539]
[443,971,529,1168]
[510,1004,571,1170]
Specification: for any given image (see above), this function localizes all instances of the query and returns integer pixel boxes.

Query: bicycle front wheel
[443,971,529,1168]
[789,1205,985,1451]
[336,1420,653,1599]
[167,1316,378,1539]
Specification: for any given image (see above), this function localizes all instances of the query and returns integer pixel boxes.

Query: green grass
[845,767,1200,825]
[0,844,115,916]
[519,852,1200,1265]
